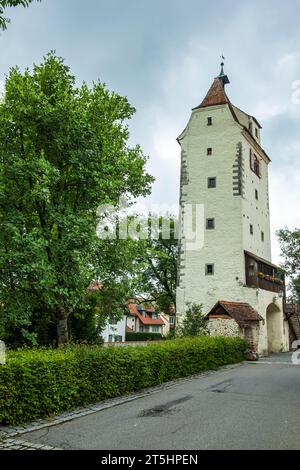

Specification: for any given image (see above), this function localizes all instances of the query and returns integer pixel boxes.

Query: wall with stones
[208,318,241,337]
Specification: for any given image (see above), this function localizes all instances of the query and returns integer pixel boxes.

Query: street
[12,353,300,450]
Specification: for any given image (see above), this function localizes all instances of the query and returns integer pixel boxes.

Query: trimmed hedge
[0,336,246,425]
[125,332,163,341]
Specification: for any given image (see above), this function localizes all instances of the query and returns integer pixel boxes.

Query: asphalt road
[21,354,300,450]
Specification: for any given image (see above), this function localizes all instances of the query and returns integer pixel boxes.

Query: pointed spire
[217,55,230,86]
[193,58,230,109]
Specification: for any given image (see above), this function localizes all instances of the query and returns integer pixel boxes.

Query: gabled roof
[206,300,263,324]
[126,303,165,325]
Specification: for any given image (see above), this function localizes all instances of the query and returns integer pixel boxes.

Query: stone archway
[266,303,283,353]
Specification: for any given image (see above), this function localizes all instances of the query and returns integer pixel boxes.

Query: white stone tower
[176,62,289,355]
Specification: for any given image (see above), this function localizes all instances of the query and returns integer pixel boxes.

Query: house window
[206,218,215,230]
[207,148,212,156]
[206,264,214,275]
[249,122,253,134]
[255,128,259,138]
[152,312,158,320]
[208,177,216,188]
[250,150,262,178]
[140,325,150,333]
[207,117,212,126]
[152,326,160,333]
[250,224,253,235]
[255,189,258,200]
[108,335,113,342]
[115,335,123,342]
[111,317,118,325]
[169,316,175,325]
[261,231,264,242]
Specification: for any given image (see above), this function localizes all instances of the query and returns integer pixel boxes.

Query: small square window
[207,148,212,156]
[206,218,215,230]
[208,177,216,188]
[206,264,214,275]
[207,117,212,126]
[261,231,264,242]
[250,224,253,235]
[255,189,258,200]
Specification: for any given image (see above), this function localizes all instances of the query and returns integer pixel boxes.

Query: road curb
[0,362,243,440]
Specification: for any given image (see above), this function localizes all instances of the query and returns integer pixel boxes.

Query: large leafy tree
[0,52,153,346]
[277,228,300,301]
[0,0,41,30]
[132,216,178,313]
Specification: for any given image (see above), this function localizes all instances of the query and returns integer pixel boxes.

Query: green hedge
[0,337,246,425]
[125,332,163,341]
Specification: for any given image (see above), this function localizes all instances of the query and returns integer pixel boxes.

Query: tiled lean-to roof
[206,300,263,324]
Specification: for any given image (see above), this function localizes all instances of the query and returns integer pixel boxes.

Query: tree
[176,303,209,337]
[0,0,41,30]
[0,52,153,346]
[132,216,178,313]
[277,228,300,301]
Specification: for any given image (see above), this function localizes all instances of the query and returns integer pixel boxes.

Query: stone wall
[208,318,240,337]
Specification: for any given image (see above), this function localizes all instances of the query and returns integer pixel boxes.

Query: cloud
[0,0,299,266]
[270,166,300,263]
[0,80,4,100]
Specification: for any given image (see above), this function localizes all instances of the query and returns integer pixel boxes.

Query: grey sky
[1,0,300,262]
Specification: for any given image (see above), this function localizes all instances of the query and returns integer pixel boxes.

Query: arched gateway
[266,303,283,353]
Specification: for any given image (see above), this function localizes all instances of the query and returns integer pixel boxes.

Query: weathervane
[220,54,225,74]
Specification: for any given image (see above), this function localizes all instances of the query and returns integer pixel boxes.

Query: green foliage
[132,216,178,313]
[0,52,153,345]
[277,228,300,301]
[125,332,163,342]
[0,336,246,425]
[0,0,41,30]
[69,293,104,345]
[176,303,209,337]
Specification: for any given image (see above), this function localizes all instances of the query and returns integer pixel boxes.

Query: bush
[0,336,246,425]
[176,302,209,337]
[125,332,163,342]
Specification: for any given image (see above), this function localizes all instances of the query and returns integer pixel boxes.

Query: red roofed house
[126,303,166,335]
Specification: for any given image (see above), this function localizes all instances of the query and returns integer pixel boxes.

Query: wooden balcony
[258,277,284,293]
[245,250,285,294]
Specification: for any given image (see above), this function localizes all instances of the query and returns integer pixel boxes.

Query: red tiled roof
[194,78,229,109]
[206,300,263,324]
[126,303,165,325]
[191,77,271,163]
